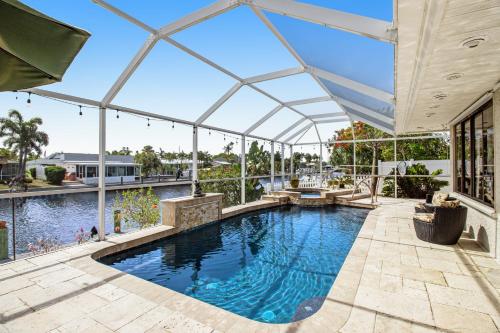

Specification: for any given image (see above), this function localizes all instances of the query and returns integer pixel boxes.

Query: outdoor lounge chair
[413,205,467,245]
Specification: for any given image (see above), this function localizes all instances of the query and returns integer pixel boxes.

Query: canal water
[0,185,191,256]
[0,177,279,257]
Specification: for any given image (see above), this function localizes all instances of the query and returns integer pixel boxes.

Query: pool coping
[0,199,376,332]
[84,200,376,332]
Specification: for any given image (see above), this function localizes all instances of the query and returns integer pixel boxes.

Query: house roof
[36,153,136,164]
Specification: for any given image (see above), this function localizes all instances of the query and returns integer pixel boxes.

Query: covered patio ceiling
[25,0,397,145]
[396,0,500,133]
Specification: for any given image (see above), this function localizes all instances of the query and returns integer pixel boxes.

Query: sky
[0,0,394,157]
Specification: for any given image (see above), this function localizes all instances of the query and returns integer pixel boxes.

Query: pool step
[334,192,371,203]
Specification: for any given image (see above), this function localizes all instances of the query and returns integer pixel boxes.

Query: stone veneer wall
[161,193,223,232]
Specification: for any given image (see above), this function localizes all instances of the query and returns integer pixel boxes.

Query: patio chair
[413,205,467,245]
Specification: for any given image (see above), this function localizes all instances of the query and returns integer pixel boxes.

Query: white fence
[377,159,450,176]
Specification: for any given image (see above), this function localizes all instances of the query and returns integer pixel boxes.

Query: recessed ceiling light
[433,93,447,100]
[461,36,487,49]
[425,112,436,118]
[445,73,464,81]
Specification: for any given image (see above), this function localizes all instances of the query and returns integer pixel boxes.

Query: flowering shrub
[113,187,160,229]
[74,227,91,244]
[27,237,61,255]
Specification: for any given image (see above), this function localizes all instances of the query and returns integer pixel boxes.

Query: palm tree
[0,110,49,187]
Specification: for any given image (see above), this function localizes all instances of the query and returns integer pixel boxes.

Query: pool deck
[0,198,499,332]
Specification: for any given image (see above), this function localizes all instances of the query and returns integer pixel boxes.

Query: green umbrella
[0,0,90,91]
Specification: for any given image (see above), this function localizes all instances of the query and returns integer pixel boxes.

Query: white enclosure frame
[22,0,398,240]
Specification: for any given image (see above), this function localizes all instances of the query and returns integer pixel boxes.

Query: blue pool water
[300,192,321,198]
[99,205,369,323]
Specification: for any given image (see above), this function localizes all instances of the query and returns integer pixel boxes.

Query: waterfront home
[0,158,18,181]
[28,153,141,185]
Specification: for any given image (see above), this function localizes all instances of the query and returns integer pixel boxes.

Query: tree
[134,145,161,177]
[223,141,234,155]
[110,147,131,155]
[197,151,212,168]
[0,110,49,188]
[0,148,16,160]
[329,122,392,193]
[247,141,271,176]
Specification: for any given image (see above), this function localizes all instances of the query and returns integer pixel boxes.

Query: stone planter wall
[161,193,223,231]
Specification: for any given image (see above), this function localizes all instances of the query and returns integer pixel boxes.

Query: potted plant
[290,176,299,189]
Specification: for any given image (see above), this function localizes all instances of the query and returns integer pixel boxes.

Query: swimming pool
[99,205,369,323]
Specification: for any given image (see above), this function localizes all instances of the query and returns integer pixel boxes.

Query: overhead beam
[92,0,156,33]
[273,118,307,141]
[284,123,313,143]
[308,66,394,104]
[243,67,304,84]
[336,97,394,125]
[348,113,394,134]
[309,112,346,119]
[25,88,288,144]
[195,82,243,125]
[314,118,350,124]
[243,0,396,43]
[101,34,158,106]
[244,105,283,135]
[159,0,240,37]
[284,96,331,107]
[294,124,313,144]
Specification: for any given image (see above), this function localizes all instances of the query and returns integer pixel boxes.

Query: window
[86,166,98,178]
[454,100,494,206]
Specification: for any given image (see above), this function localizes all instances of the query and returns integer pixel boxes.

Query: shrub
[29,167,36,179]
[24,171,33,184]
[382,163,448,199]
[113,187,160,229]
[44,166,66,185]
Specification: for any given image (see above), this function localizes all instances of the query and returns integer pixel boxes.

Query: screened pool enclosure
[13,0,444,241]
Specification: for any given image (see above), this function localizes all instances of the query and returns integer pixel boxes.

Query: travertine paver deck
[0,198,499,332]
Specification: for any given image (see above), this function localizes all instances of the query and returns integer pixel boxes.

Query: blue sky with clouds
[0,0,393,156]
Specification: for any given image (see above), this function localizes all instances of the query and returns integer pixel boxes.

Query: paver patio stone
[89,293,157,331]
[432,303,498,333]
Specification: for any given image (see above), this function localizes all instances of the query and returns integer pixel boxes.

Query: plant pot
[113,210,122,233]
[339,184,345,189]
[290,179,299,189]
[0,221,6,229]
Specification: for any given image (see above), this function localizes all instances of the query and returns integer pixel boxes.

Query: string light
[147,118,150,127]
[171,121,175,129]
[79,105,83,116]
[223,134,226,141]
[27,92,31,104]
[209,128,211,136]
[15,91,18,100]
[116,110,119,119]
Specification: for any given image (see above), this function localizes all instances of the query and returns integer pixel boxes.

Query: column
[270,141,275,191]
[98,107,106,241]
[319,143,323,186]
[394,137,397,199]
[290,145,294,176]
[192,126,198,194]
[281,143,285,189]
[241,135,246,204]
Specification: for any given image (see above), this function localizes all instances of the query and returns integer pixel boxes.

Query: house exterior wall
[82,176,136,185]
[450,87,500,260]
